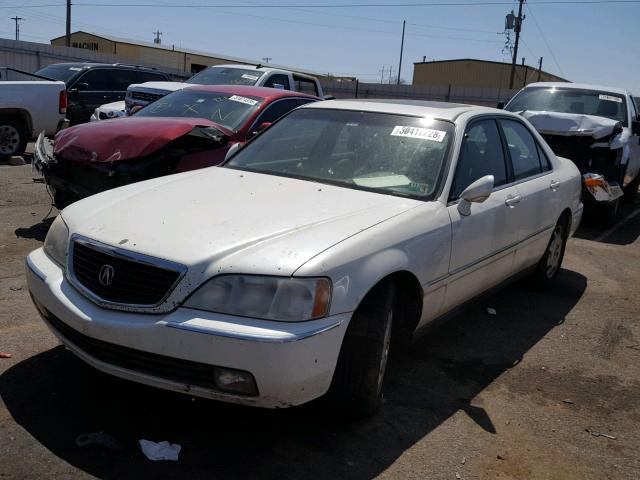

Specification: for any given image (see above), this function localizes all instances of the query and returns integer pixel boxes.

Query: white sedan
[89,100,126,122]
[26,100,583,417]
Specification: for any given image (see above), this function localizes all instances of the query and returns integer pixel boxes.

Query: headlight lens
[43,215,70,267]
[184,275,331,322]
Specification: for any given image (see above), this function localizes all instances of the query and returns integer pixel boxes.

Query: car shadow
[14,217,54,242]
[0,269,587,479]
[574,197,640,246]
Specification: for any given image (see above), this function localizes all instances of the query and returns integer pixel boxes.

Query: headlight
[184,275,331,322]
[43,215,70,267]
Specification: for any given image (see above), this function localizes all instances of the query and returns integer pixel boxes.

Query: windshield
[506,87,628,125]
[35,64,82,83]
[226,108,454,200]
[134,89,264,131]
[186,67,264,86]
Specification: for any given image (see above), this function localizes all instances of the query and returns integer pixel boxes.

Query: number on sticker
[391,126,447,142]
[599,94,622,103]
[228,95,258,106]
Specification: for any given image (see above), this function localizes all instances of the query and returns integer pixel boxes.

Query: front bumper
[26,247,350,408]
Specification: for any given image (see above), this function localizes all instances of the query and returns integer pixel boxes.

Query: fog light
[213,367,258,396]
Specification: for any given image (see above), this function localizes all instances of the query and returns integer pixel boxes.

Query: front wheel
[327,280,396,419]
[532,219,568,286]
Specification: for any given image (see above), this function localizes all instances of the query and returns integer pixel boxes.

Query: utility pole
[537,56,543,81]
[11,16,23,41]
[388,66,395,84]
[508,0,525,89]
[65,0,71,47]
[153,30,162,44]
[379,66,386,84]
[397,19,405,85]
[261,57,272,64]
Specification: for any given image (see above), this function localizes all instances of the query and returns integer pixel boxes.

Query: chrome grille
[131,91,164,103]
[70,238,184,308]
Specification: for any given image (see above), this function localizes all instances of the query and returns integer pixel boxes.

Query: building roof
[413,58,566,81]
[304,99,495,121]
[51,31,324,77]
[523,81,631,96]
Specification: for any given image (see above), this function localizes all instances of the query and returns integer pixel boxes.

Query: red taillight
[59,90,68,115]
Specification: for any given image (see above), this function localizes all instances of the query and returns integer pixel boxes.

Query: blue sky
[1,1,639,91]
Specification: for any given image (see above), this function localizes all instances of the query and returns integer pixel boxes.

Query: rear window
[35,64,82,84]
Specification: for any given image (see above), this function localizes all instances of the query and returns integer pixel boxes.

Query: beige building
[51,31,332,79]
[413,58,566,90]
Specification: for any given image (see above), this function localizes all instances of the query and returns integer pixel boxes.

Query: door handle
[550,180,560,191]
[505,194,521,207]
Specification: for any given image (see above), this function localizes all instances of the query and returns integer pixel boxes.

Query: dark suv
[35,63,172,125]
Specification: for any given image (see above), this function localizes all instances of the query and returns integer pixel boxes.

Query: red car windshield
[134,90,264,131]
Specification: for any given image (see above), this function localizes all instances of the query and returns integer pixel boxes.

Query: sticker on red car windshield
[391,126,446,142]
[228,95,259,106]
[599,94,622,103]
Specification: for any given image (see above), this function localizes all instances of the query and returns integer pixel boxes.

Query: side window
[450,119,507,200]
[254,99,299,126]
[263,74,291,90]
[536,143,552,172]
[293,75,320,96]
[500,119,543,180]
[629,96,638,121]
[75,69,109,90]
[109,69,136,91]
[136,71,167,83]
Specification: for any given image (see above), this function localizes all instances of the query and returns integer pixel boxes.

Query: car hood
[518,110,621,139]
[129,81,188,93]
[63,167,421,280]
[54,117,233,163]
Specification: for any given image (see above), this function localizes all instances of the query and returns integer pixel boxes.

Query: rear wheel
[327,280,396,419]
[0,118,28,160]
[532,218,568,286]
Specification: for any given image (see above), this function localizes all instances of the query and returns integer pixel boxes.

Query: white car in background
[26,100,582,418]
[89,100,126,122]
[506,82,640,224]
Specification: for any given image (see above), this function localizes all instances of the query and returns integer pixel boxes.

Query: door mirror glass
[224,142,242,162]
[73,82,89,91]
[496,101,505,110]
[129,105,144,115]
[457,175,494,216]
[258,121,272,132]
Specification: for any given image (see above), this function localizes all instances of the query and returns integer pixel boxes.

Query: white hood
[519,110,621,140]
[128,81,189,93]
[62,167,420,283]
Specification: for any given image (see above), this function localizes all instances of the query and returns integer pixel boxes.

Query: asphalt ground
[1,155,639,479]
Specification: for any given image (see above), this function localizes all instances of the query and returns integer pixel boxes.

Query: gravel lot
[1,158,639,480]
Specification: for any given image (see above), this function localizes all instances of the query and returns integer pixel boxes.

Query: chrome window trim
[66,234,187,312]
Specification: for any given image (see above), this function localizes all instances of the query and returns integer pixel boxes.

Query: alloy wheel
[546,225,564,278]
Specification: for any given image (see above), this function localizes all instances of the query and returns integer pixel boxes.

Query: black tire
[596,198,619,228]
[327,280,396,419]
[532,217,568,287]
[0,117,28,160]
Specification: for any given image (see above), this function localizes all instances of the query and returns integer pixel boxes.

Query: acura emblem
[98,264,115,286]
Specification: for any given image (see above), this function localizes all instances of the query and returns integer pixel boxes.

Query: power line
[2,1,640,8]
[526,3,564,76]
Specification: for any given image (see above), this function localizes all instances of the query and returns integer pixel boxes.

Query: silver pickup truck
[0,68,67,159]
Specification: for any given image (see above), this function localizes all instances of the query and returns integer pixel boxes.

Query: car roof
[180,84,319,100]
[523,82,631,96]
[302,99,496,121]
[205,64,317,78]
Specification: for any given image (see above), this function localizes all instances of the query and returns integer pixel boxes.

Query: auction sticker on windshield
[228,95,259,106]
[599,94,622,103]
[391,126,447,142]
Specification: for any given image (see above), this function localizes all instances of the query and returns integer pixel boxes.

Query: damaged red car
[33,85,319,208]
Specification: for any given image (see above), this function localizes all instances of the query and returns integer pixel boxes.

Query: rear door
[498,118,559,269]
[67,69,111,124]
[443,117,522,311]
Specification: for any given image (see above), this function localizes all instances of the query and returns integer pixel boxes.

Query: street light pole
[397,20,405,85]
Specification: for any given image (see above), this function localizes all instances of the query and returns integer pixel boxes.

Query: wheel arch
[0,108,33,135]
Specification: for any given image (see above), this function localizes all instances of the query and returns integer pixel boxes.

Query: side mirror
[496,101,505,110]
[224,142,243,162]
[71,82,89,92]
[632,119,640,136]
[457,175,494,216]
[248,122,272,139]
[129,105,144,115]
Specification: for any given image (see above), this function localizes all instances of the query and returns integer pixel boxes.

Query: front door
[67,69,112,124]
[443,118,522,312]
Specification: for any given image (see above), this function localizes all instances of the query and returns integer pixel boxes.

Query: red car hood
[54,117,234,164]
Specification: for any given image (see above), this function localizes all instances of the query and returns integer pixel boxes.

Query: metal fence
[0,38,516,106]
[0,38,189,80]
[321,80,517,107]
